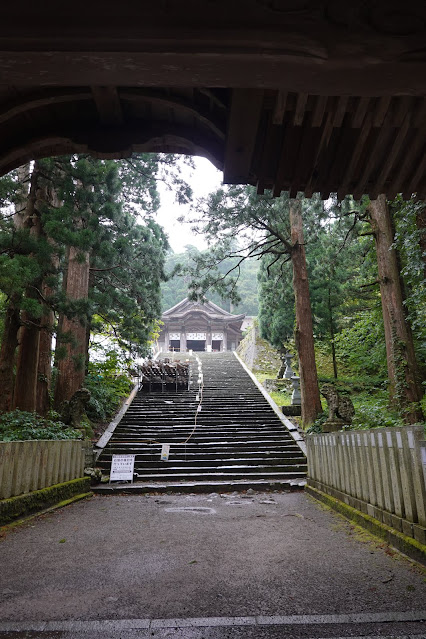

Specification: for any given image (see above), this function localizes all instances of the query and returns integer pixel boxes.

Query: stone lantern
[291,375,301,406]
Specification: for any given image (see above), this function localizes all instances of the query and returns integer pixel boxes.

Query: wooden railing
[0,440,90,500]
[306,425,426,539]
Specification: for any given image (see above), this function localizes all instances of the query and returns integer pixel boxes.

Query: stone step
[97,461,307,474]
[95,351,306,493]
[106,437,297,446]
[103,442,301,453]
[92,478,307,495]
[97,455,306,466]
[132,469,306,480]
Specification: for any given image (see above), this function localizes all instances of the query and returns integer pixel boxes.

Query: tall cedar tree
[0,163,57,411]
[0,154,183,413]
[38,156,171,408]
[181,186,323,426]
[368,195,423,423]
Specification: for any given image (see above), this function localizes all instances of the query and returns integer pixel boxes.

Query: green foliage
[258,254,294,348]
[306,412,328,434]
[0,410,81,441]
[84,351,133,422]
[350,391,406,429]
[161,244,259,315]
[334,310,387,378]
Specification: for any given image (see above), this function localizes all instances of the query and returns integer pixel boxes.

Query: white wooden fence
[306,425,426,538]
[0,440,89,500]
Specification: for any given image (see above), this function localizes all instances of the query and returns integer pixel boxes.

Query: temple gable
[159,298,245,353]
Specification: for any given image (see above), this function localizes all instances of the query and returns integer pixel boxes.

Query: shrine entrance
[186,339,206,352]
[159,299,245,355]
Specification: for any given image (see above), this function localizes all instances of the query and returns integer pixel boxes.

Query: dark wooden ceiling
[1,0,425,199]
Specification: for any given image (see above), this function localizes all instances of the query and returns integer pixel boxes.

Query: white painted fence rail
[0,440,89,500]
[306,425,426,538]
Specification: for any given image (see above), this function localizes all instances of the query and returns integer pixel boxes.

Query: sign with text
[110,454,135,482]
[161,444,170,461]
[186,332,206,340]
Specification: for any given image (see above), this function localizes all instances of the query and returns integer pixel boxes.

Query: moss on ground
[0,477,91,526]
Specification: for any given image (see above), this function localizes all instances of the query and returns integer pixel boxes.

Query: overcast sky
[155,156,223,253]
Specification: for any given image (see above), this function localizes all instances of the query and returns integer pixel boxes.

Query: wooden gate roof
[1,0,425,199]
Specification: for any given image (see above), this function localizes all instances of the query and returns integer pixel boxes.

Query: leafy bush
[306,412,328,434]
[0,410,82,441]
[334,310,387,378]
[85,350,133,423]
[348,391,406,430]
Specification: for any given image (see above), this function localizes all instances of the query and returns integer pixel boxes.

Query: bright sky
[155,156,223,253]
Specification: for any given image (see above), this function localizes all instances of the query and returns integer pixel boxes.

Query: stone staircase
[93,352,307,494]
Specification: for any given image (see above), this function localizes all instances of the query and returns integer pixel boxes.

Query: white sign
[169,333,180,340]
[110,454,135,482]
[187,332,206,340]
[212,332,223,340]
[161,444,170,461]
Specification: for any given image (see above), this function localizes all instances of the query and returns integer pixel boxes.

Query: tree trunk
[0,298,21,412]
[13,315,41,412]
[36,310,54,416]
[289,197,323,426]
[13,163,42,412]
[54,244,90,408]
[36,186,61,416]
[416,202,426,280]
[368,195,424,423]
[0,165,31,412]
[328,287,338,379]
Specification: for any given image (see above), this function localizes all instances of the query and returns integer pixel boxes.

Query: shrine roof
[162,298,245,322]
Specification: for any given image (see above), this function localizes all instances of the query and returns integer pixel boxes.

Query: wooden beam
[0,89,92,125]
[353,109,394,200]
[291,113,322,197]
[272,91,288,125]
[332,96,349,128]
[372,113,411,198]
[388,100,426,198]
[223,89,264,184]
[404,150,426,199]
[304,111,334,197]
[91,86,123,126]
[122,88,226,140]
[272,119,292,197]
[373,96,392,127]
[311,95,328,127]
[293,93,308,126]
[352,97,370,128]
[336,114,373,200]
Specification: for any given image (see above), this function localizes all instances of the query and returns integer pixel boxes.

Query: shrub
[84,350,133,423]
[0,410,81,441]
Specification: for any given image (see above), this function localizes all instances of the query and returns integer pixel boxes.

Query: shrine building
[158,299,245,353]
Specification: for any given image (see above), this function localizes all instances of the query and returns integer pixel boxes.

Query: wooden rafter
[91,86,123,126]
[223,89,264,184]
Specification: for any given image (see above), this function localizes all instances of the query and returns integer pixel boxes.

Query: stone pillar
[222,331,228,352]
[180,331,186,353]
